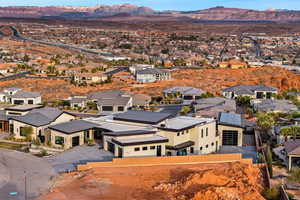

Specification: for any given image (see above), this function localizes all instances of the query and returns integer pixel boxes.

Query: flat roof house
[218,112,244,147]
[136,68,171,83]
[0,88,42,105]
[163,86,206,103]
[156,116,219,156]
[222,84,278,100]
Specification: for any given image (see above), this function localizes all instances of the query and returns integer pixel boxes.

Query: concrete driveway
[0,149,57,200]
[45,144,114,173]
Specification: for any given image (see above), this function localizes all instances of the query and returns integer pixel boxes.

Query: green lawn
[0,142,26,150]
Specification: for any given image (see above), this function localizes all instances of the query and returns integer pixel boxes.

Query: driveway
[45,144,114,173]
[0,149,57,200]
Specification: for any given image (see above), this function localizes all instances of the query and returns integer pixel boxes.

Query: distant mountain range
[1,4,300,22]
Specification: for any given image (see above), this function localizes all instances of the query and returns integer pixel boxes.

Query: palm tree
[280,126,300,141]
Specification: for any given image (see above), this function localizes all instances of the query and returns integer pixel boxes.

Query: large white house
[46,110,229,158]
[0,88,42,105]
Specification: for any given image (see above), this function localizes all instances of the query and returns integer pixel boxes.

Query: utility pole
[24,170,27,200]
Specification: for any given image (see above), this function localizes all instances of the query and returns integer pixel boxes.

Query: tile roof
[163,86,206,96]
[222,84,277,94]
[11,90,41,98]
[136,68,169,75]
[49,120,101,134]
[284,140,300,155]
[218,112,243,128]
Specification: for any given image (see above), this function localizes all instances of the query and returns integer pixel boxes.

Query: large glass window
[55,136,64,145]
[102,106,113,111]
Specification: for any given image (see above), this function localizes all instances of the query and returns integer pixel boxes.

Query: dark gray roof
[137,68,169,75]
[0,114,8,121]
[284,140,300,155]
[97,96,131,106]
[49,120,101,134]
[163,86,205,96]
[12,113,54,127]
[88,90,131,100]
[11,90,41,98]
[218,112,243,128]
[113,110,173,124]
[103,130,156,136]
[222,84,277,94]
[166,141,195,150]
[11,107,68,127]
[29,107,63,121]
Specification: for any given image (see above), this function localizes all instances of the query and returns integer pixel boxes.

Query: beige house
[48,120,101,149]
[73,72,108,84]
[218,112,244,147]
[10,107,75,142]
[157,117,219,156]
[103,130,168,158]
[284,140,300,171]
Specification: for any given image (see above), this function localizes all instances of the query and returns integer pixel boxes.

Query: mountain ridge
[0,4,300,22]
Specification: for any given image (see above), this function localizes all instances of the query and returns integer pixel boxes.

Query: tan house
[73,72,108,84]
[10,107,75,142]
[217,112,244,147]
[156,116,219,156]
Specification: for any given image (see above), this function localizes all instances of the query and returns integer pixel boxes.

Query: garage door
[222,130,238,146]
[72,136,80,147]
[107,142,115,154]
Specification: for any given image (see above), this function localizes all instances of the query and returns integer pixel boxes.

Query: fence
[78,153,252,171]
[255,129,271,189]
[280,185,290,200]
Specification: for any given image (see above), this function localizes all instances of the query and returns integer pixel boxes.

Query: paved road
[45,145,114,173]
[0,149,57,200]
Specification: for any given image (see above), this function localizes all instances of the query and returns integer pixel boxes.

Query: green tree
[266,146,273,177]
[21,126,34,142]
[180,106,191,115]
[280,126,300,141]
[257,112,275,137]
[289,167,300,183]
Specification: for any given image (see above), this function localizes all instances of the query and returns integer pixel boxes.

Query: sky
[0,0,300,11]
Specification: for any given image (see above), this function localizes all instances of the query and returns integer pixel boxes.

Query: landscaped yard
[0,142,26,150]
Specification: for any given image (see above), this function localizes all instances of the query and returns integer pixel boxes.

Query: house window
[118,106,124,112]
[55,136,64,145]
[142,146,148,151]
[211,142,214,146]
[177,132,180,136]
[134,147,140,151]
[181,132,184,135]
[190,147,194,154]
[206,128,208,136]
[206,144,209,148]
[201,129,204,138]
[28,100,34,104]
[102,106,113,111]
[200,147,203,151]
[186,130,189,133]
[20,127,26,137]
[150,146,155,150]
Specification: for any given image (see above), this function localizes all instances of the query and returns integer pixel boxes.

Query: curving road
[4,25,121,59]
[0,149,57,200]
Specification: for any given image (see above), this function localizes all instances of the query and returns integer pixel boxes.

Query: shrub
[262,187,280,200]
[40,149,48,157]
[288,167,300,183]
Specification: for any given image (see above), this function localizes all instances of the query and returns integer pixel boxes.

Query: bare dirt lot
[1,66,299,101]
[36,162,266,200]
